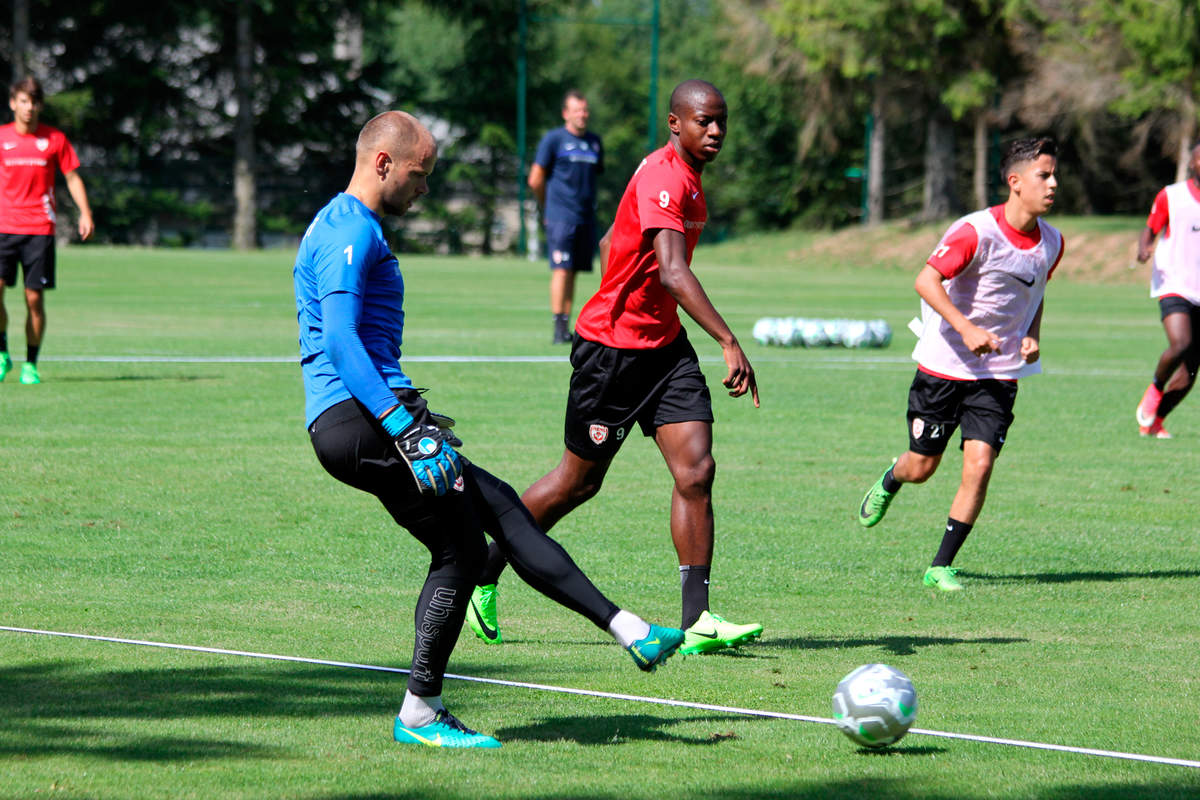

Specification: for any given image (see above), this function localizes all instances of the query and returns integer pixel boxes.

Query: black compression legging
[309,396,618,697]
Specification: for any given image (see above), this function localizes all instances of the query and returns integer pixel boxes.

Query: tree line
[3,0,1195,250]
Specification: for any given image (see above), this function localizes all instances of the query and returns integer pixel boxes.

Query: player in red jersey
[467,80,763,655]
[1132,142,1200,439]
[857,137,1063,592]
[0,76,94,384]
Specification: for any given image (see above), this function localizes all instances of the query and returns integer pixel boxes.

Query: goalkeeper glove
[380,406,462,496]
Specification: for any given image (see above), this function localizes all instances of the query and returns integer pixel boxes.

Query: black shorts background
[906,370,1018,456]
[0,233,55,289]
[564,328,713,459]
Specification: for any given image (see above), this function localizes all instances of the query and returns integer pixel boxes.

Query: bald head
[356,110,434,165]
[347,110,438,218]
[669,80,723,118]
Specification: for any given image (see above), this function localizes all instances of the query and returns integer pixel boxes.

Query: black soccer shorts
[905,369,1018,456]
[0,233,56,289]
[563,328,713,460]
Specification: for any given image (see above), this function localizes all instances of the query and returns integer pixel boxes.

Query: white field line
[3,625,1198,769]
[38,353,1147,377]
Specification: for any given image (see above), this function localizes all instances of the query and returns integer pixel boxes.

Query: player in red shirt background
[0,76,94,384]
[466,80,763,656]
[1132,142,1200,439]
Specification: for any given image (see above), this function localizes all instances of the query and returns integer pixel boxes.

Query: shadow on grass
[0,659,401,761]
[767,635,1026,656]
[963,568,1200,584]
[495,712,742,745]
[307,780,1200,800]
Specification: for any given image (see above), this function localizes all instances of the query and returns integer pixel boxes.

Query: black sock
[882,466,902,493]
[26,344,39,364]
[0,332,7,352]
[1153,375,1166,392]
[680,565,710,630]
[932,517,972,567]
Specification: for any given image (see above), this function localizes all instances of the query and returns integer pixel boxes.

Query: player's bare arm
[914,264,999,356]
[1136,226,1156,263]
[64,169,94,241]
[598,225,613,277]
[1021,299,1044,364]
[527,163,547,207]
[653,227,759,406]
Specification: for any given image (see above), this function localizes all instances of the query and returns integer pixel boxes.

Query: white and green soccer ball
[832,663,918,748]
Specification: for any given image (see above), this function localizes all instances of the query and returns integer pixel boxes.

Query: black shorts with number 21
[906,369,1017,456]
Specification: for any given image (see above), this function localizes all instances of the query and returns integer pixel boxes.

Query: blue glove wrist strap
[380,406,415,437]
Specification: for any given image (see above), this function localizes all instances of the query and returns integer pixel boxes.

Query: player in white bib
[857,138,1064,592]
[1132,142,1200,439]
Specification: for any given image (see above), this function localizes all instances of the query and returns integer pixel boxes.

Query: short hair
[999,137,1057,181]
[669,79,723,117]
[9,76,43,104]
[562,89,586,109]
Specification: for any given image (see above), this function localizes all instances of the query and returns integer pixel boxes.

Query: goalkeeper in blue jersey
[293,111,683,750]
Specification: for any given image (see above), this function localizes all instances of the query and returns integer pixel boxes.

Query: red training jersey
[574,143,707,349]
[1145,180,1200,238]
[0,122,81,235]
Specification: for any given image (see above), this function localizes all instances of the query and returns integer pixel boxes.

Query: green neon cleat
[466,583,502,644]
[393,709,501,748]
[0,352,11,382]
[627,623,685,671]
[923,565,963,592]
[679,610,764,655]
[19,362,40,385]
[859,460,897,527]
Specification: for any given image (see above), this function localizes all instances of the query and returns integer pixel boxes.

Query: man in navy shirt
[294,110,682,749]
[529,90,603,343]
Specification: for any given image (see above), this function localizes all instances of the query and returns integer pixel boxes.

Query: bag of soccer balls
[752,317,892,348]
[832,663,918,748]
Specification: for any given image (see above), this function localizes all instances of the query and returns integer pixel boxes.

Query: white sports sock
[607,609,651,648]
[398,691,444,728]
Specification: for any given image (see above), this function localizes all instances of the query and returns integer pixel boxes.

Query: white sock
[607,609,651,648]
[398,691,444,728]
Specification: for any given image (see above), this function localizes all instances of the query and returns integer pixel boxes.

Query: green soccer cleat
[626,623,685,671]
[0,352,11,382]
[393,709,502,748]
[19,362,40,385]
[679,610,764,655]
[466,583,502,644]
[858,460,897,528]
[923,565,963,592]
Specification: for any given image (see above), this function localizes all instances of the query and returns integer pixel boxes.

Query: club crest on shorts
[588,424,609,445]
[912,417,924,439]
[453,475,465,493]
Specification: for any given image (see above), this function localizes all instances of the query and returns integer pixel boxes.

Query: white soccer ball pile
[832,663,918,748]
[752,317,892,348]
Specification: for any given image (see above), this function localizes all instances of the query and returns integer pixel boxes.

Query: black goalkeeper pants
[308,395,620,697]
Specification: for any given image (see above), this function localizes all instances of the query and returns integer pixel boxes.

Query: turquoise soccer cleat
[393,710,502,748]
[19,362,40,385]
[626,623,685,672]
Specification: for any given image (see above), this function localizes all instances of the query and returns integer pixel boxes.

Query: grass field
[1,226,1198,799]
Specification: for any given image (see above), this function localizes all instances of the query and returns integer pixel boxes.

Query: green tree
[1086,0,1200,181]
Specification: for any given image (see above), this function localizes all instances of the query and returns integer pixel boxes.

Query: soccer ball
[832,663,918,748]
[841,319,871,348]
[799,319,830,347]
